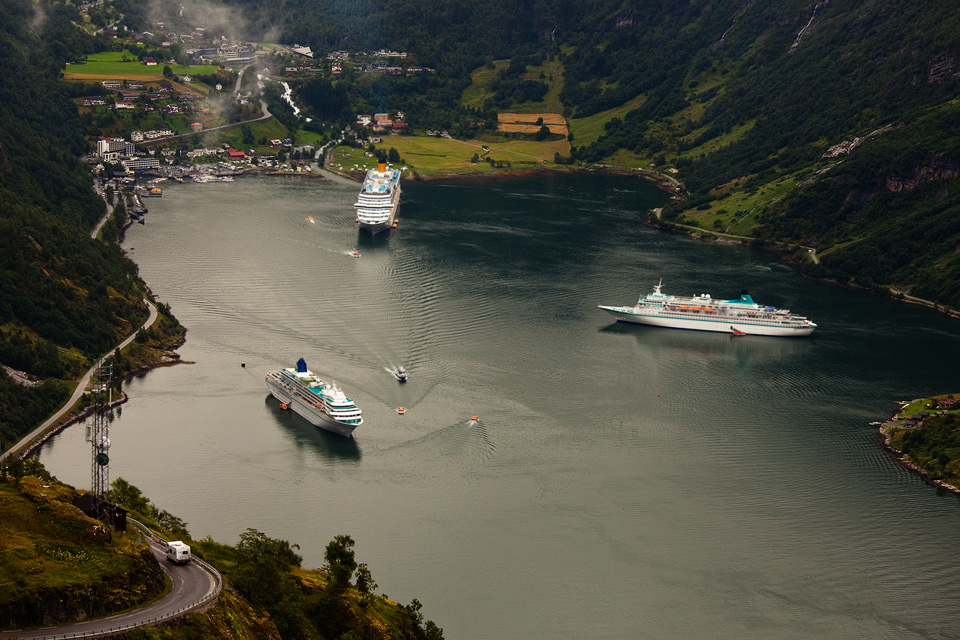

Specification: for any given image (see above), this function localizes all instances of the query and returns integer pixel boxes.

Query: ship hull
[266,378,359,437]
[358,203,398,235]
[599,306,816,337]
[355,164,401,235]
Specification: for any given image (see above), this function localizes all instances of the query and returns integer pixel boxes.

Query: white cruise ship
[265,358,363,437]
[599,280,817,337]
[354,161,401,234]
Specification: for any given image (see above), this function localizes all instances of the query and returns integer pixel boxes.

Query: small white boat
[393,366,407,382]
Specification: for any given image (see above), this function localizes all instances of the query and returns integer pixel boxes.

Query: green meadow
[65,53,218,77]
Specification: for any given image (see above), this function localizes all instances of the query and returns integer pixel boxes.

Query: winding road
[0,300,158,464]
[0,301,225,639]
[0,528,221,640]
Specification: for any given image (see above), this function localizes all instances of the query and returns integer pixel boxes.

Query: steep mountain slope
[0,0,154,449]
[557,1,960,304]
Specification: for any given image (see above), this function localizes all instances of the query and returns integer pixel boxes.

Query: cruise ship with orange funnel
[354,161,401,234]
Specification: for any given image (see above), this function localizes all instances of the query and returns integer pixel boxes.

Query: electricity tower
[89,362,113,522]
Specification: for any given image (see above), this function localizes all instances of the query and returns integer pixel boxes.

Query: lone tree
[354,562,377,604]
[324,534,357,590]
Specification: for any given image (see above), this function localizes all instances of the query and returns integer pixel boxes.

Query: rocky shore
[878,403,960,496]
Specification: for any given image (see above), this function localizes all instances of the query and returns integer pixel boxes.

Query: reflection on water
[33,173,960,640]
[599,321,813,365]
[264,396,361,462]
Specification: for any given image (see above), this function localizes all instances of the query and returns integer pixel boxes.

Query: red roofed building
[226,148,246,159]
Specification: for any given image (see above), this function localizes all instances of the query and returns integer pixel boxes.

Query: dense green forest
[222,0,960,307]
[0,0,154,450]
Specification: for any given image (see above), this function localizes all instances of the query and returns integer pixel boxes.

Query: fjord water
[39,173,960,639]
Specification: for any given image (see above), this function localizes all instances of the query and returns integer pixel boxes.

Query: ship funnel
[378,161,386,173]
[296,358,307,373]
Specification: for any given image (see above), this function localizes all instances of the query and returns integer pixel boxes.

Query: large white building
[96,137,135,162]
[121,157,161,171]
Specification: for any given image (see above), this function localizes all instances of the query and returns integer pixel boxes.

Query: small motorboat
[730,327,746,336]
[350,251,361,258]
[397,406,406,414]
[307,215,315,223]
[393,366,407,382]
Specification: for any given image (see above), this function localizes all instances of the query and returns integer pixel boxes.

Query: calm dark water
[39,172,960,639]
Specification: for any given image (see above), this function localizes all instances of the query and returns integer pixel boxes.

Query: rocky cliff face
[884,157,960,192]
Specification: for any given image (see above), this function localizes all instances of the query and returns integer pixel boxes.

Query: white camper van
[165,540,191,564]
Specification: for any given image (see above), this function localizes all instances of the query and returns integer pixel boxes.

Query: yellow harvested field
[498,113,567,125]
[497,113,568,136]
[499,123,569,136]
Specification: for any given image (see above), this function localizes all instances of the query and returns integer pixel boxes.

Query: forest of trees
[0,0,151,448]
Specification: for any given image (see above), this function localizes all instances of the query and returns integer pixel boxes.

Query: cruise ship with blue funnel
[266,358,363,437]
[599,280,817,336]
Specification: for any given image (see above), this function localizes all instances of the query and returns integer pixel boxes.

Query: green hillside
[0,470,165,629]
[0,0,188,451]
[0,468,443,639]
[225,0,960,308]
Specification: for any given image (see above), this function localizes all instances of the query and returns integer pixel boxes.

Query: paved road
[90,182,115,239]
[0,299,158,463]
[0,534,220,640]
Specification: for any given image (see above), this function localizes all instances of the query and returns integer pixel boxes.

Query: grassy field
[460,61,505,109]
[86,50,138,61]
[329,134,571,178]
[65,58,219,77]
[461,58,566,114]
[568,94,646,148]
[198,119,292,151]
[677,173,802,236]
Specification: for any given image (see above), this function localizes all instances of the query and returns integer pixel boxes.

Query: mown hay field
[498,113,567,125]
[497,113,569,136]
